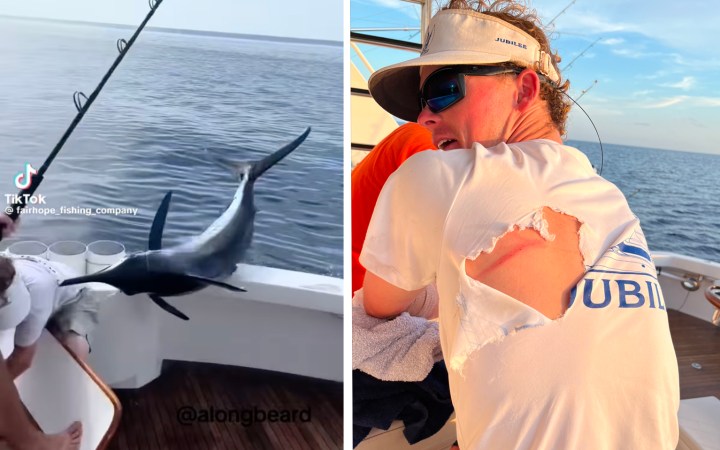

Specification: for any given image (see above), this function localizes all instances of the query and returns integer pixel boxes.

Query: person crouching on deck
[0,213,83,450]
[0,253,98,379]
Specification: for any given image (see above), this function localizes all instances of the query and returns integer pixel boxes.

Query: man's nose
[417,105,439,128]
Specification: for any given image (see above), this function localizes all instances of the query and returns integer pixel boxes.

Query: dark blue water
[568,140,720,263]
[0,18,343,277]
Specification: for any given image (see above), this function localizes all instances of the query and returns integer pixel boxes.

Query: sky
[351,0,720,155]
[0,0,343,42]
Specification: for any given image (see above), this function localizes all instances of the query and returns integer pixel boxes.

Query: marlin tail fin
[249,127,311,181]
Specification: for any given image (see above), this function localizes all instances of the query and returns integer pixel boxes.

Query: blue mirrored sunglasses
[419,65,522,114]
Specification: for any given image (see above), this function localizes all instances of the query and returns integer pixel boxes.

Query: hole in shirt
[464,207,585,320]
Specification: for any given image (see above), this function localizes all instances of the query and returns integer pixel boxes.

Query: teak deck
[106,361,343,450]
[668,309,720,400]
[102,310,715,449]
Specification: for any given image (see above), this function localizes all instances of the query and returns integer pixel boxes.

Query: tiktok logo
[14,163,38,190]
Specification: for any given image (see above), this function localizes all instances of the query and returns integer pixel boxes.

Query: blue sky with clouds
[0,0,342,42]
[352,0,720,155]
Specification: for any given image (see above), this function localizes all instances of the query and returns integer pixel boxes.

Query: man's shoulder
[14,255,77,274]
[402,145,475,172]
[513,139,593,166]
[476,139,595,175]
[490,138,566,156]
[12,256,67,288]
[378,149,475,217]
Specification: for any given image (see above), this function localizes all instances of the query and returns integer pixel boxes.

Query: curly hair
[0,256,16,298]
[440,0,572,135]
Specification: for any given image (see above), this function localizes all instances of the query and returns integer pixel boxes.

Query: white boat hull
[85,263,343,388]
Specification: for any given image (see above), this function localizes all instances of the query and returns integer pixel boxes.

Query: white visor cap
[368,9,560,122]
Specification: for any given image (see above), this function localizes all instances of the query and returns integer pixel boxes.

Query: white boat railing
[1,240,343,388]
[654,251,720,325]
[83,263,343,388]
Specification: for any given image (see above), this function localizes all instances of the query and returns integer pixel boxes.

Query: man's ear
[515,68,541,111]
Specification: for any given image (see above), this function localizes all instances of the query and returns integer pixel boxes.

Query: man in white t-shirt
[0,253,97,379]
[0,214,82,450]
[360,1,679,449]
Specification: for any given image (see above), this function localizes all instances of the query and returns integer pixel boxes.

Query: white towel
[352,286,443,382]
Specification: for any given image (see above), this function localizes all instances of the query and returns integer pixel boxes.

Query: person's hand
[0,213,17,239]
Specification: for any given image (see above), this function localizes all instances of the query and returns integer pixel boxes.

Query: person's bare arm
[0,353,39,445]
[1,352,84,449]
[0,214,49,446]
[360,152,452,320]
[5,344,37,380]
[363,271,428,319]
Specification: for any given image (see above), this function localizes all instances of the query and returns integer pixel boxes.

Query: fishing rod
[546,0,577,28]
[1,0,164,240]
[575,79,598,102]
[562,37,601,72]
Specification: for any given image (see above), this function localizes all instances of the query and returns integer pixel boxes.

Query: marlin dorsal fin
[149,191,173,250]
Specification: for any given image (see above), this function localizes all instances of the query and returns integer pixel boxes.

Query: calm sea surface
[1,20,718,279]
[568,140,720,263]
[0,18,343,277]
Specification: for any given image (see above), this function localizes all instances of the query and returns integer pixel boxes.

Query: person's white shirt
[7,256,84,348]
[361,139,680,449]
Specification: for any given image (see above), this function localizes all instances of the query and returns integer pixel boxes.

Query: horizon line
[564,137,719,157]
[0,14,342,47]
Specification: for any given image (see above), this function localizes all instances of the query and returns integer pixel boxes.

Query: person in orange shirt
[351,123,436,295]
[352,125,454,449]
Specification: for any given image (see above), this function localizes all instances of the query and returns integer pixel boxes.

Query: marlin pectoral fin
[149,191,173,251]
[184,274,247,292]
[148,293,190,321]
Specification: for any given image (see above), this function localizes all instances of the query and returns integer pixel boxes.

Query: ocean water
[568,140,720,264]
[0,18,343,277]
[1,19,717,283]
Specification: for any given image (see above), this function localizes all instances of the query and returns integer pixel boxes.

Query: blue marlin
[59,127,311,320]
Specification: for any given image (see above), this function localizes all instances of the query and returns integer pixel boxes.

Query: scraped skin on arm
[465,207,585,319]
